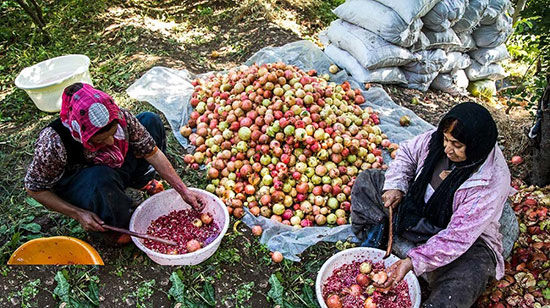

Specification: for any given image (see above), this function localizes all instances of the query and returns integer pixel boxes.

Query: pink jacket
[383,130,514,279]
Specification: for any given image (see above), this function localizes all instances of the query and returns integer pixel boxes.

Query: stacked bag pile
[321,0,513,95]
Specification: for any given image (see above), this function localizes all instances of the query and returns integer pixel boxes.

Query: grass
[0,0,342,306]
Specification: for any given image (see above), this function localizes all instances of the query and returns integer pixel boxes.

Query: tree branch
[14,0,49,40]
[15,0,44,28]
[512,0,528,25]
[530,74,550,186]
[28,0,46,26]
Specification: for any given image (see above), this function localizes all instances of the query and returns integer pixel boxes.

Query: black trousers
[351,169,496,307]
[422,238,496,308]
[53,112,166,228]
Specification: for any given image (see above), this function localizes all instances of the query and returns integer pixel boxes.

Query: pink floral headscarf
[60,83,128,168]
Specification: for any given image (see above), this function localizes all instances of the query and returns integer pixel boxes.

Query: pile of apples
[180,62,399,227]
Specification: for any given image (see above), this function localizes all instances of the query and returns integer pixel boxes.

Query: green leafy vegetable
[268,274,285,306]
[54,271,71,303]
[20,223,41,233]
[169,272,186,303]
[202,281,216,306]
[301,284,319,308]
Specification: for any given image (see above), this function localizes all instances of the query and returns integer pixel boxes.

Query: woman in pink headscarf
[25,83,202,244]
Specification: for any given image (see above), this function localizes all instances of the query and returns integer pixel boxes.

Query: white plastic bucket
[129,188,230,265]
[14,54,93,113]
[316,247,421,308]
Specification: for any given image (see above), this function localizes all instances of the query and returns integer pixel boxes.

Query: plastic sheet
[127,67,202,153]
[127,40,435,261]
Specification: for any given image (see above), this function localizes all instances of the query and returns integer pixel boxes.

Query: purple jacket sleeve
[407,179,509,276]
[382,130,433,193]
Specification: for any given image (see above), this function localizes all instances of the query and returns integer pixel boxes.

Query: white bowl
[15,54,93,112]
[316,247,421,308]
[129,188,229,265]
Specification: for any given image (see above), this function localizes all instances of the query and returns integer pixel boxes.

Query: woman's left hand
[377,257,414,288]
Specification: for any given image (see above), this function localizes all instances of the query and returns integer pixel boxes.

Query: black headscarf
[396,102,498,234]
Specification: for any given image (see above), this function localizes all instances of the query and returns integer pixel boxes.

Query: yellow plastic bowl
[7,236,104,265]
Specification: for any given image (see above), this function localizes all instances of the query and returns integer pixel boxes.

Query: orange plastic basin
[7,236,104,265]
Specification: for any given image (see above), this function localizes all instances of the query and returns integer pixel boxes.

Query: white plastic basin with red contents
[316,247,421,308]
[129,188,229,265]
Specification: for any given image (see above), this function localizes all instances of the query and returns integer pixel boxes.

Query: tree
[14,0,49,38]
[529,75,550,186]
[512,0,528,24]
[513,0,550,185]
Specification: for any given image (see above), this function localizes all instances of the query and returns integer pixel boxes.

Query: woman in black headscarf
[351,102,514,307]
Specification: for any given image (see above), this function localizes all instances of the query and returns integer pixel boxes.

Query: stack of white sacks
[321,0,513,94]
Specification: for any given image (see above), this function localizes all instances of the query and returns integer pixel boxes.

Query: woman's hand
[75,210,106,232]
[180,187,204,211]
[26,189,106,232]
[377,257,413,288]
[382,189,404,209]
[146,150,204,211]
